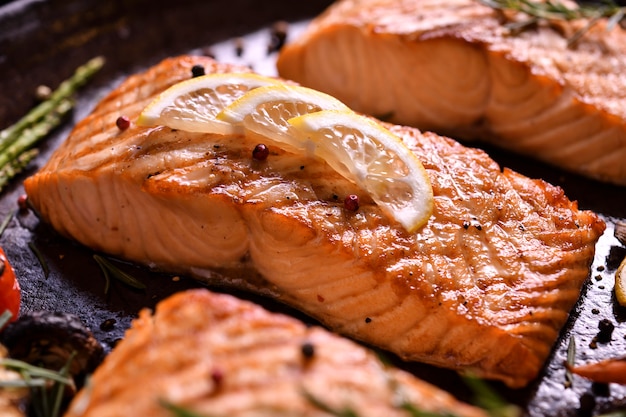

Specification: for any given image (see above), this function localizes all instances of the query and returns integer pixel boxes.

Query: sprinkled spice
[268,20,288,54]
[191,64,205,78]
[577,393,595,417]
[116,115,131,131]
[234,37,245,57]
[596,319,614,344]
[365,317,372,324]
[344,194,359,211]
[252,144,269,161]
[301,342,315,359]
[17,194,28,212]
[100,318,116,331]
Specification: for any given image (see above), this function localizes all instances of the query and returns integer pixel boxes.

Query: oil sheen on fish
[276,0,626,185]
[24,56,606,388]
[63,289,487,417]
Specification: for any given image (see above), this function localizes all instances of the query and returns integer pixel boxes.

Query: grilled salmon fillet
[276,0,626,185]
[63,289,487,417]
[24,55,605,387]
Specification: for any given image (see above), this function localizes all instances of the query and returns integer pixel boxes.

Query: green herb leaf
[594,410,626,417]
[0,56,104,193]
[478,0,626,45]
[462,374,521,417]
[565,335,576,387]
[28,241,50,278]
[160,400,215,417]
[399,402,460,417]
[0,309,12,329]
[93,254,147,292]
[0,209,15,238]
[302,390,359,417]
[0,358,73,386]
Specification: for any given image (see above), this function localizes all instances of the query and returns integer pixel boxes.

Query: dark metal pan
[0,1,625,416]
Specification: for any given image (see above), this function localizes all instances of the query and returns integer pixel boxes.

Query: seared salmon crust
[64,289,487,417]
[277,0,626,185]
[24,56,605,387]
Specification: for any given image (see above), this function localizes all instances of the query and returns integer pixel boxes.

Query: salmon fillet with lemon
[277,0,626,185]
[24,55,605,388]
[64,289,487,417]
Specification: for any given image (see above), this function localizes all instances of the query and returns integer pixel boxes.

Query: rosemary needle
[478,0,626,45]
[28,241,50,278]
[0,309,11,328]
[93,254,147,292]
[0,358,73,386]
[160,400,214,417]
[0,209,15,238]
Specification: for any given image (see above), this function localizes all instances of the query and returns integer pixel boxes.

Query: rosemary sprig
[0,56,104,192]
[1,355,76,417]
[462,374,521,417]
[595,411,626,417]
[302,390,359,417]
[478,0,626,45]
[0,358,73,388]
[93,254,147,294]
[160,400,216,417]
[0,210,15,239]
[29,241,50,278]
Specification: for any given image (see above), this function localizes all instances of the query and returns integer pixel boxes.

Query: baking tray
[0,1,625,416]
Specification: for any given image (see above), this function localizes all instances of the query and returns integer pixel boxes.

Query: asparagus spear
[0,56,105,191]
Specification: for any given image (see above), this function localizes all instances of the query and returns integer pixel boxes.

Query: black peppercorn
[301,342,315,359]
[596,319,614,344]
[99,318,116,332]
[234,37,245,57]
[268,21,288,54]
[191,65,205,78]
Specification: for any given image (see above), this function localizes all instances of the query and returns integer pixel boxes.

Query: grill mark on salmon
[63,289,487,417]
[24,56,605,387]
[276,0,626,185]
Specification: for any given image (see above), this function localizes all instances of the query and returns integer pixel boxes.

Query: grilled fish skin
[276,0,626,185]
[63,289,487,417]
[24,56,605,387]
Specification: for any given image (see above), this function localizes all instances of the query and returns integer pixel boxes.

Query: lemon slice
[137,73,280,134]
[288,110,434,232]
[216,84,351,150]
[616,256,626,307]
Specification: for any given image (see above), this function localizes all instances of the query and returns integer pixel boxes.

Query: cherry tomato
[0,247,20,325]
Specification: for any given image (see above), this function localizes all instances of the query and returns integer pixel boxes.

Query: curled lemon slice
[288,110,434,232]
[137,73,280,135]
[216,83,351,150]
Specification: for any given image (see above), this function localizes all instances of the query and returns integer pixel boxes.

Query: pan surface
[0,1,625,416]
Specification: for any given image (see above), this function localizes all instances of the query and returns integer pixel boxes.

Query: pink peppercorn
[344,194,359,211]
[17,194,28,212]
[252,144,269,161]
[116,116,131,131]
